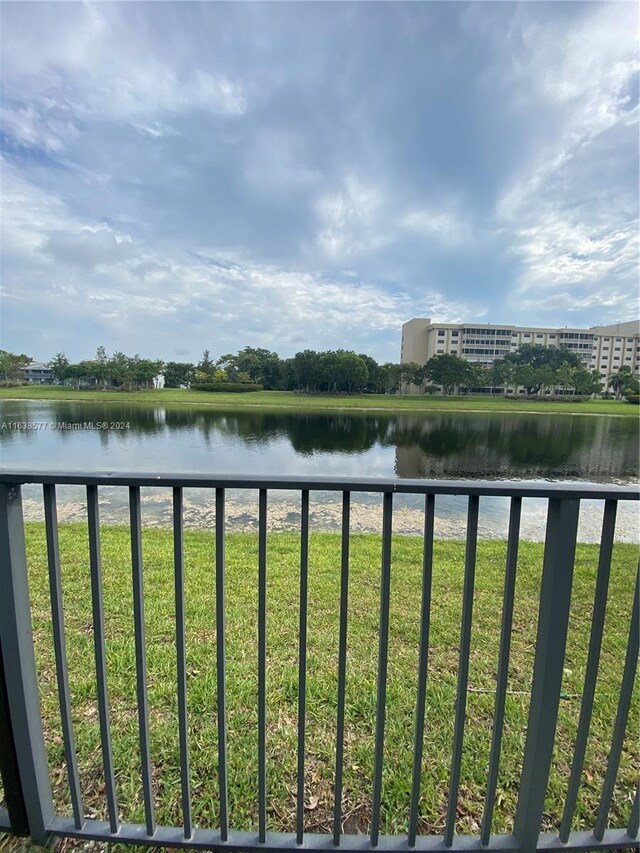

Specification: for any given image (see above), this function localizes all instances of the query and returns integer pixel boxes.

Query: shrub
[624,394,640,405]
[191,382,263,393]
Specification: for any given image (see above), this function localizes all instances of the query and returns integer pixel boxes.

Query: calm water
[1,400,638,540]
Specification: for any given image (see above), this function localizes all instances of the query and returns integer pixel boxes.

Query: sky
[1,1,638,364]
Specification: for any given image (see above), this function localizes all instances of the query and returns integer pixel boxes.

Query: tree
[378,363,404,394]
[506,343,582,372]
[332,350,368,392]
[425,354,475,395]
[109,352,130,387]
[279,358,296,391]
[469,364,491,390]
[555,363,575,395]
[292,350,319,392]
[514,364,536,396]
[533,365,556,397]
[491,359,515,395]
[573,368,603,397]
[47,352,70,383]
[64,363,84,390]
[198,350,215,375]
[358,354,381,393]
[608,366,635,399]
[164,362,195,388]
[233,347,282,389]
[0,350,32,381]
[128,356,163,389]
[94,345,109,388]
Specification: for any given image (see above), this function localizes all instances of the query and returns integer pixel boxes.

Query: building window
[615,347,621,351]
[437,349,444,354]
[536,334,543,339]
[524,333,531,338]
[451,331,459,337]
[604,337,610,341]
[626,357,632,361]
[616,337,622,341]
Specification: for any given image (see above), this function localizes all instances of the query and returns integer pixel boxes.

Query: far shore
[0,385,638,416]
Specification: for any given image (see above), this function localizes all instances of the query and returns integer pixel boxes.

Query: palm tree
[607,366,634,399]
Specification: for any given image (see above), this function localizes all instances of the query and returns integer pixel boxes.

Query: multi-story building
[401,318,640,380]
[20,362,54,384]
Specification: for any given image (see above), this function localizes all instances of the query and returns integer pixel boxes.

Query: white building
[401,318,640,379]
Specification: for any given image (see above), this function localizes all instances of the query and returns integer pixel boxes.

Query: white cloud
[316,175,390,258]
[494,4,638,309]
[400,206,471,245]
[1,4,246,153]
[2,169,474,360]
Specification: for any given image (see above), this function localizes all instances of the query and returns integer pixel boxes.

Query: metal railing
[0,471,638,853]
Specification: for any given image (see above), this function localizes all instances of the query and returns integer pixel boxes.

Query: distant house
[21,362,55,384]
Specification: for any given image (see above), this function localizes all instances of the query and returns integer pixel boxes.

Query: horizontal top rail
[0,470,638,500]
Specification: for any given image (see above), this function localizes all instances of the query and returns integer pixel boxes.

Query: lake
[1,399,638,541]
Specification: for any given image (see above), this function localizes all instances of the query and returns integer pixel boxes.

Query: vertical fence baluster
[628,785,639,840]
[296,490,310,845]
[44,484,84,830]
[333,491,351,846]
[258,488,268,844]
[129,486,155,837]
[560,499,617,843]
[480,496,521,845]
[370,490,393,848]
[513,497,579,853]
[594,565,639,841]
[173,487,192,839]
[86,485,119,834]
[0,641,29,836]
[215,487,229,840]
[407,492,435,848]
[444,495,479,847]
[0,483,53,843]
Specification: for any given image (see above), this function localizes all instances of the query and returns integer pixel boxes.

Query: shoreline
[21,492,640,543]
[1,389,637,417]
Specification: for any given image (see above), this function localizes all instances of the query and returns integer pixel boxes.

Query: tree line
[417,345,608,397]
[1,343,638,398]
[172,348,421,393]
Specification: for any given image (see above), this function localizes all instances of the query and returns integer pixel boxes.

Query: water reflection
[1,400,638,483]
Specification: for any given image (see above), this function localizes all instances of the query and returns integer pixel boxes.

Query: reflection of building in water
[394,414,639,482]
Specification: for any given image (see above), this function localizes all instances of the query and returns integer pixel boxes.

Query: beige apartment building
[401,318,640,381]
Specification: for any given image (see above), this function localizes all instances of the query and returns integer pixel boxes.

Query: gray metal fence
[0,471,638,852]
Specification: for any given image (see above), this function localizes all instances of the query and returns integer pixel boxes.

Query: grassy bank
[0,385,637,415]
[3,524,637,851]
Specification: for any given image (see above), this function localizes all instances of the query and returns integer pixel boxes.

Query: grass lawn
[0,385,637,416]
[1,524,637,852]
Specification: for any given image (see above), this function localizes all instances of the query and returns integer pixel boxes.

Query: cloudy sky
[1,1,638,364]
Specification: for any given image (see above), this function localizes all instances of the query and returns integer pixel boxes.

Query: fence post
[0,633,29,836]
[513,498,579,853]
[0,483,55,845]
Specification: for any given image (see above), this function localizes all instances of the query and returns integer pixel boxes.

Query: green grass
[2,526,638,851]
[0,385,637,416]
